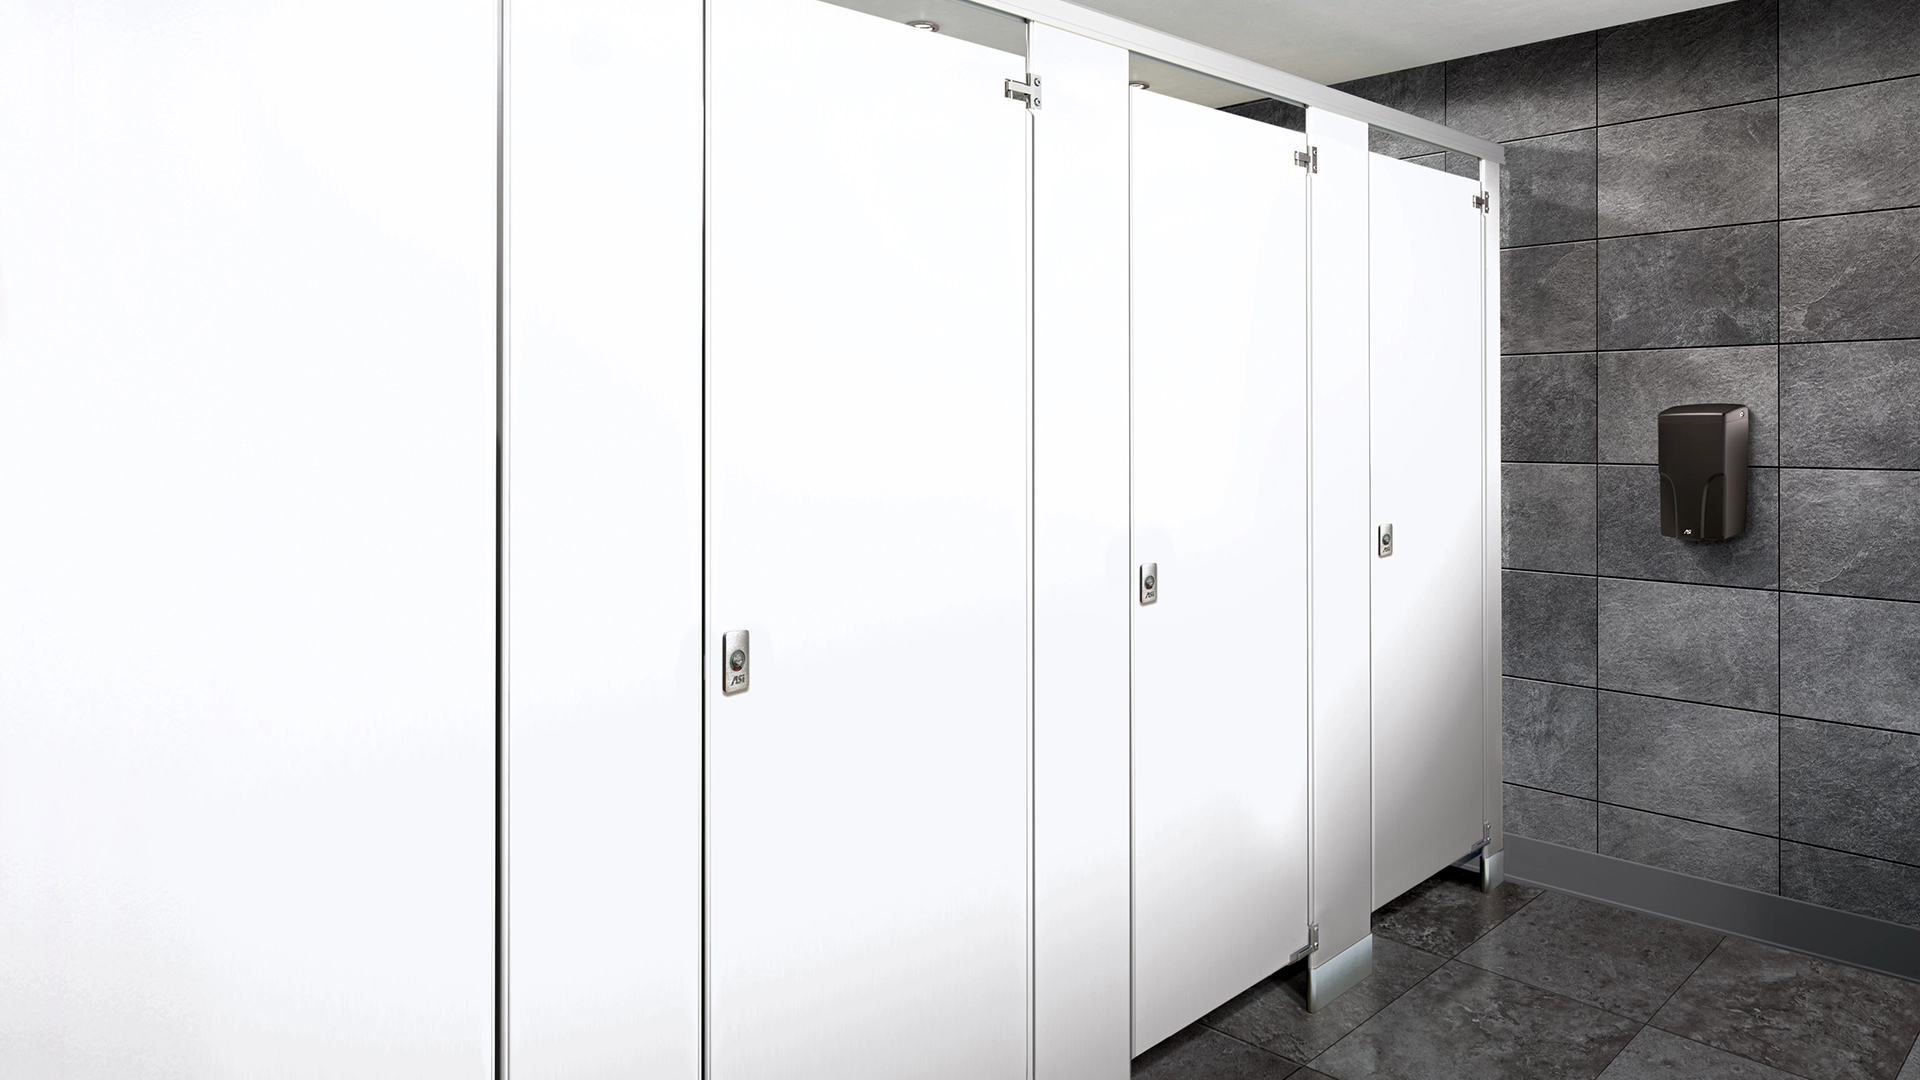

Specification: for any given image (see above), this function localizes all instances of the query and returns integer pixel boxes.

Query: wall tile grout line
[1501,677,1920,743]
[1495,200,1920,254]
[1776,9,1785,900]
[1589,39,1605,857]
[1504,792,1920,885]
[1502,334,1920,357]
[1508,462,1920,475]
[1584,68,1920,130]
[1504,566,1920,609]
[1774,69,1920,103]
[1508,781,1788,845]
[1594,35,1604,861]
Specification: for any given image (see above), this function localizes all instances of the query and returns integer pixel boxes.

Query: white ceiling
[1076,0,1723,87]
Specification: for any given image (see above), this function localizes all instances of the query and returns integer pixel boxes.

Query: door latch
[721,629,750,695]
[1377,525,1394,558]
[1139,563,1158,605]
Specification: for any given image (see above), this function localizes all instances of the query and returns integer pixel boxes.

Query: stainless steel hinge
[1293,146,1318,172]
[1473,192,1491,212]
[1004,74,1041,108]
[1468,820,1493,855]
[1289,923,1320,964]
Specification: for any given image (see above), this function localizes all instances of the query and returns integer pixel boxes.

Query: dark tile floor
[1133,867,1920,1080]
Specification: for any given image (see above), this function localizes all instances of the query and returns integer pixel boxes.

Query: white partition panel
[1130,90,1311,1054]
[0,2,497,1076]
[1030,23,1134,1080]
[506,0,702,1076]
[1304,107,1375,980]
[1369,154,1488,908]
[1481,160,1506,867]
[706,1,1030,1077]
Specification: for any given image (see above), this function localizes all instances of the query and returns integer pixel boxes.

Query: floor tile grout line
[1644,1013,1820,1080]
[1347,883,1861,1080]
[1642,927,1725,1028]
[1376,889,1849,1080]
[1196,935,1455,1069]
[1448,883,1546,960]
[1188,1019,1304,1067]
[1197,977,1396,1071]
[1446,950,1663,1028]
[1298,949,1463,1069]
[1449,889,1815,1079]
[1589,1022,1649,1079]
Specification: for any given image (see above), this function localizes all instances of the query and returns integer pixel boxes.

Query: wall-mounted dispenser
[1658,404,1749,540]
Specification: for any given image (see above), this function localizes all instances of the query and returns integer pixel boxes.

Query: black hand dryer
[1658,404,1749,541]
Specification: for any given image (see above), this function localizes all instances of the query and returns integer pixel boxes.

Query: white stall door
[0,2,497,1076]
[1369,154,1488,909]
[1130,90,1311,1055]
[706,1,1030,1077]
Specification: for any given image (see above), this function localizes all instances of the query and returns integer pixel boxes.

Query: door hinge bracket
[1005,74,1041,109]
[1294,146,1318,172]
[1289,923,1320,965]
[1468,821,1493,856]
[1473,192,1491,213]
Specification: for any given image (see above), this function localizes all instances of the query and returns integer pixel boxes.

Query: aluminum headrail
[985,0,1505,163]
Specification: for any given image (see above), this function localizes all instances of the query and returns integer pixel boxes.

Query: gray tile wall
[1336,0,1920,929]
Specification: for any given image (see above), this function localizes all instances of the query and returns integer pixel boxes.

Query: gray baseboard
[1506,835,1920,984]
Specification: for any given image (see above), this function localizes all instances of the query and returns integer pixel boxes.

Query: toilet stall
[1369,154,1507,910]
[1128,87,1311,1053]
[0,0,1502,1077]
[705,3,1031,1074]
